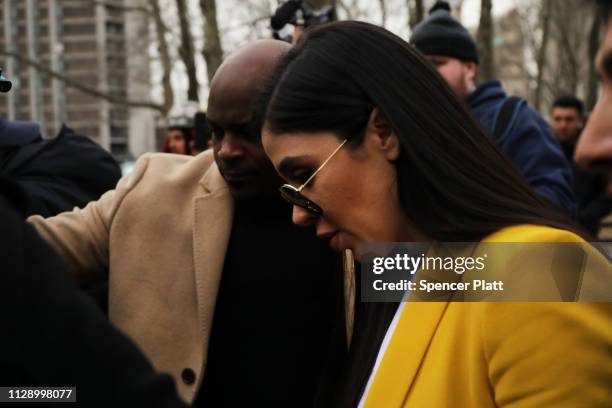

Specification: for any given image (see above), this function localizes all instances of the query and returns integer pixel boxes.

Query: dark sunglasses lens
[280,186,300,204]
[279,185,322,216]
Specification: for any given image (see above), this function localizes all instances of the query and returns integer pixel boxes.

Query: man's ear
[465,61,478,82]
[367,107,400,161]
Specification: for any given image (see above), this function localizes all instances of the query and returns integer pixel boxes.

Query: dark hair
[596,0,612,24]
[261,21,583,406]
[553,95,585,116]
[164,126,193,155]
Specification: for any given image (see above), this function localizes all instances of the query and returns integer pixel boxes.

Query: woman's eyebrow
[278,156,312,177]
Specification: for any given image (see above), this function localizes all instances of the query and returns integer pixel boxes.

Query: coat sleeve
[1,195,188,408]
[1,129,122,217]
[498,107,577,218]
[481,301,612,407]
[26,153,152,283]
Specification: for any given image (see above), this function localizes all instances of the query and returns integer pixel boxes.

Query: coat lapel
[192,163,234,345]
[364,301,449,407]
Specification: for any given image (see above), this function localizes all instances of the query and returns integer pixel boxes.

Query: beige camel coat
[28,150,354,404]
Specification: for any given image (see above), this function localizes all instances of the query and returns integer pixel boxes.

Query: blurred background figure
[0,69,121,218]
[551,96,611,235]
[161,103,211,156]
[163,125,194,155]
[551,96,585,149]
[0,67,120,313]
[575,0,612,239]
[270,0,336,44]
[410,1,576,218]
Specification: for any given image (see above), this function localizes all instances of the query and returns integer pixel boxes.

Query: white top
[357,290,410,407]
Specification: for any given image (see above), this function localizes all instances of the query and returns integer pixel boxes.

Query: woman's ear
[367,107,400,161]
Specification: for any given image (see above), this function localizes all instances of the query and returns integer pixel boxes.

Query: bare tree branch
[220,15,271,35]
[0,49,164,112]
[534,0,551,111]
[200,0,224,83]
[149,0,174,113]
[176,0,200,102]
[586,8,601,111]
[408,0,424,30]
[87,0,152,15]
[378,0,387,26]
[336,0,354,19]
[476,0,494,83]
[556,7,579,94]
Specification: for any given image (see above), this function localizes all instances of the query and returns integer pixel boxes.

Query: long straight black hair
[260,21,583,406]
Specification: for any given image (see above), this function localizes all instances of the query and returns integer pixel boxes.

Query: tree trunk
[408,0,424,31]
[199,0,223,84]
[176,0,199,102]
[585,10,601,112]
[149,0,173,113]
[378,0,387,26]
[475,0,494,83]
[534,0,552,112]
[558,7,579,96]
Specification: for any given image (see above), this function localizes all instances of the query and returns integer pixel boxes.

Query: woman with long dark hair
[260,21,612,407]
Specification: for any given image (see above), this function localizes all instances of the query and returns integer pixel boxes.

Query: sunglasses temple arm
[297,139,348,192]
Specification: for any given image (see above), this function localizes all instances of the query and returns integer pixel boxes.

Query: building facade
[0,0,154,161]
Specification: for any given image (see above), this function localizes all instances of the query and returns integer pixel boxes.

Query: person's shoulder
[482,224,583,243]
[134,149,216,187]
[144,149,214,171]
[0,118,41,146]
[513,101,545,122]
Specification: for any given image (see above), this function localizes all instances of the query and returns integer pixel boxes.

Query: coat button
[181,368,196,385]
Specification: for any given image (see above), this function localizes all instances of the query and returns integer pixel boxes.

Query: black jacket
[0,179,187,408]
[0,120,121,217]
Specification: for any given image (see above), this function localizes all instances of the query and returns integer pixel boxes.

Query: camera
[271,1,336,42]
[0,70,12,93]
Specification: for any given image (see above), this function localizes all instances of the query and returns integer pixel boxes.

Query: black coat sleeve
[0,193,188,408]
[1,125,122,217]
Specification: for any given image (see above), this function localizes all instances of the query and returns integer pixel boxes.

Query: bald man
[28,40,347,406]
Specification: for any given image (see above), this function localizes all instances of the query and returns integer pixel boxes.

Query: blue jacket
[467,80,576,217]
[0,120,121,217]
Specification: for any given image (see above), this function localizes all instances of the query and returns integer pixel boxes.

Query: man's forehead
[207,80,256,126]
[206,39,290,126]
[553,107,580,115]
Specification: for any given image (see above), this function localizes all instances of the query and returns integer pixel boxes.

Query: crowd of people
[1,0,611,407]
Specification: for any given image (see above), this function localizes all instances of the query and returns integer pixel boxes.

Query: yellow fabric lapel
[363,301,449,407]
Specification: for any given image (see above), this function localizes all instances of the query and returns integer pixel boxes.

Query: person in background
[0,72,121,218]
[163,125,194,155]
[551,96,585,149]
[551,96,611,235]
[261,21,612,407]
[410,0,576,217]
[163,112,213,156]
[0,177,188,408]
[0,71,121,313]
[28,39,347,407]
[575,0,612,237]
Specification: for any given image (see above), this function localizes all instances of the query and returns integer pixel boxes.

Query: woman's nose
[575,93,612,172]
[292,205,316,226]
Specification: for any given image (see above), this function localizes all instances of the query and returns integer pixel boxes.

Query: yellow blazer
[363,225,612,407]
